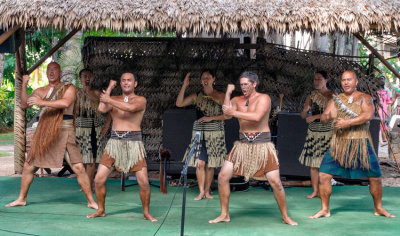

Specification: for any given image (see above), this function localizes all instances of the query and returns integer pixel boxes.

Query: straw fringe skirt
[226,141,279,181]
[100,139,147,173]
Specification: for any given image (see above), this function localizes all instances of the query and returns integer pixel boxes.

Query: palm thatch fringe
[1,0,399,34]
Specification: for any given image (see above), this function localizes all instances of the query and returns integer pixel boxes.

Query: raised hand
[183,73,191,88]
[105,80,117,94]
[226,84,235,94]
[22,75,30,85]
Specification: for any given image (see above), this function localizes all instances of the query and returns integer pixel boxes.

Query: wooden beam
[26,28,80,75]
[0,26,19,46]
[354,33,400,79]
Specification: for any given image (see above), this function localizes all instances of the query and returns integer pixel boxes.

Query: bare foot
[5,199,26,207]
[282,216,298,226]
[205,193,214,199]
[306,193,319,199]
[309,209,331,219]
[88,202,99,210]
[87,209,105,218]
[374,208,395,218]
[209,214,230,223]
[144,213,158,222]
[194,193,205,201]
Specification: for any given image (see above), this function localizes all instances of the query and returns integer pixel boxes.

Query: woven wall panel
[82,37,377,159]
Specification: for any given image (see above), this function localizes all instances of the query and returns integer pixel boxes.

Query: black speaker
[0,28,21,53]
[161,108,239,175]
[276,112,380,177]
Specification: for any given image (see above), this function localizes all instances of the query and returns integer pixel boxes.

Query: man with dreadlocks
[209,71,297,225]
[87,72,157,222]
[310,70,395,219]
[6,62,98,209]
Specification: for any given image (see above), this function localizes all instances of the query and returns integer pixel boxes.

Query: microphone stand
[180,131,200,236]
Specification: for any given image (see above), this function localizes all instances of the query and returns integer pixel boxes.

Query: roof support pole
[14,29,27,173]
[354,33,400,79]
[26,28,80,75]
[0,26,19,46]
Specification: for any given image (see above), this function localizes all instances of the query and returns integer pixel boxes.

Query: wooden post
[14,29,27,174]
[354,33,400,79]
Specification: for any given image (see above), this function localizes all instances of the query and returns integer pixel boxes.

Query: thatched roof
[1,0,399,34]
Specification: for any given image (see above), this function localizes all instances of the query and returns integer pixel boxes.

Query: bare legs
[5,162,38,207]
[266,170,298,225]
[369,177,395,217]
[309,172,332,218]
[6,161,97,209]
[209,162,297,225]
[135,167,158,221]
[87,165,157,221]
[87,164,111,218]
[307,167,319,198]
[310,174,394,218]
[70,163,98,209]
[208,161,232,223]
[195,160,214,200]
[84,163,96,191]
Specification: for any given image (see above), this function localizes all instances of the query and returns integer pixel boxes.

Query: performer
[87,72,157,221]
[6,62,98,209]
[376,76,392,146]
[299,71,335,198]
[76,69,110,189]
[209,71,297,225]
[310,70,395,218]
[176,70,227,200]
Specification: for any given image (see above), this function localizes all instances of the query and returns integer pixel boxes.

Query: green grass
[0,132,13,145]
[0,151,12,157]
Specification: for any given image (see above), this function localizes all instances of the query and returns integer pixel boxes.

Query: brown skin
[209,77,298,225]
[300,73,335,199]
[310,71,395,219]
[176,72,225,200]
[87,73,157,222]
[6,62,98,210]
[78,70,110,191]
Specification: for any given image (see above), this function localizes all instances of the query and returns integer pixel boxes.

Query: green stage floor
[0,176,399,236]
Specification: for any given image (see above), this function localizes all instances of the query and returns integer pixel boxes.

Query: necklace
[124,96,129,103]
[245,99,249,106]
[348,96,353,104]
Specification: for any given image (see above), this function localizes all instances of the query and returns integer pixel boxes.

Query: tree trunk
[14,30,26,174]
[0,53,4,87]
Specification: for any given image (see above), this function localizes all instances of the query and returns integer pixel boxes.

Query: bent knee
[72,164,85,174]
[218,173,230,183]
[197,161,206,169]
[318,173,332,184]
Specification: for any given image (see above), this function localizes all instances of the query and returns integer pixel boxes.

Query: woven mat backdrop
[82,37,380,159]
